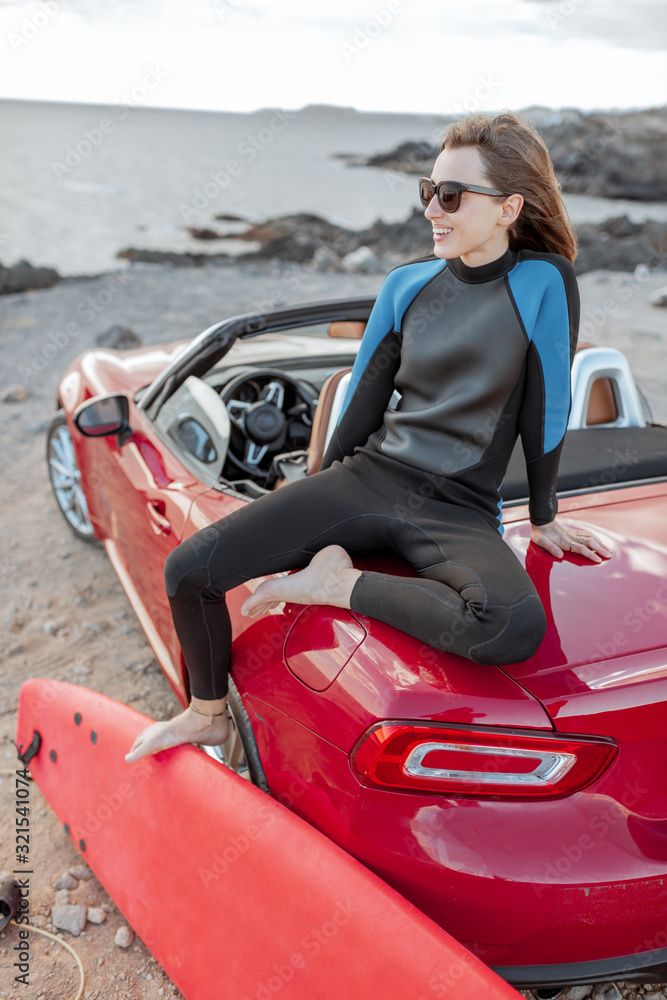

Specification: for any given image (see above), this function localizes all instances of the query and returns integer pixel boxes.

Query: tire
[201,678,270,793]
[46,411,98,544]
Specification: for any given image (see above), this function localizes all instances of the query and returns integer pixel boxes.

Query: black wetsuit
[165,247,579,699]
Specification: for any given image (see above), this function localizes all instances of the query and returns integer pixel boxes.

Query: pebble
[649,286,667,307]
[51,903,87,935]
[644,993,667,1000]
[591,985,622,1000]
[54,872,78,890]
[87,907,106,924]
[42,617,69,635]
[1,385,29,403]
[69,864,94,880]
[114,924,134,948]
[54,888,70,906]
[561,987,593,999]
[341,245,380,273]
[96,324,142,350]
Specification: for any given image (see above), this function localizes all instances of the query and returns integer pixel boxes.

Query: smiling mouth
[432,228,453,238]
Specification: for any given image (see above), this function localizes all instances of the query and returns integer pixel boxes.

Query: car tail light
[351,722,618,800]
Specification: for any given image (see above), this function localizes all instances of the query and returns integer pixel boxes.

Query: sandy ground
[0,258,666,1000]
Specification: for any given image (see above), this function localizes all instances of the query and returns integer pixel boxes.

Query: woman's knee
[467,594,547,666]
[164,527,220,598]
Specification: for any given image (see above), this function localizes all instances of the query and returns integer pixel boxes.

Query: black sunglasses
[418,177,507,213]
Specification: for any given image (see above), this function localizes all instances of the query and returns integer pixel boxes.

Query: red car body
[48,299,667,991]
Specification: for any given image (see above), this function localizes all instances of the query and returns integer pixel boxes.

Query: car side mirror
[73,394,131,439]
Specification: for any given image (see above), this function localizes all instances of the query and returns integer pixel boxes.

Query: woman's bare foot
[241,544,361,618]
[125,699,230,762]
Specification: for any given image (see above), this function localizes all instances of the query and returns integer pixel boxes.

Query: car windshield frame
[138,297,376,421]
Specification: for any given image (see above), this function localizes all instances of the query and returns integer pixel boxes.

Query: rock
[53,872,78,891]
[114,924,134,948]
[364,139,440,173]
[95,324,142,350]
[574,217,667,276]
[649,286,667,307]
[51,903,87,935]
[69,864,94,880]
[341,246,380,273]
[54,888,70,906]
[644,993,667,1000]
[86,907,106,925]
[42,618,69,636]
[187,227,224,240]
[561,987,593,999]
[1,385,29,403]
[357,107,667,201]
[591,985,622,1000]
[0,259,61,295]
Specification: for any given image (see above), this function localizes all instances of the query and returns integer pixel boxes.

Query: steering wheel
[220,368,317,478]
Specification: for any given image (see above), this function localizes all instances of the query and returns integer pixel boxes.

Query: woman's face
[424,145,519,267]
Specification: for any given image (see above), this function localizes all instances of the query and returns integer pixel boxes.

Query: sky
[0,0,665,115]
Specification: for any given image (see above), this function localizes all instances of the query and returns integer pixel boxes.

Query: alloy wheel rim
[48,424,95,537]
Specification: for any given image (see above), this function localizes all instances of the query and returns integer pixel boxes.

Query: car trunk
[498,485,667,833]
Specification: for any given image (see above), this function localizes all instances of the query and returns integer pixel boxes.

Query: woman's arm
[515,257,611,563]
[516,255,580,526]
[320,271,405,470]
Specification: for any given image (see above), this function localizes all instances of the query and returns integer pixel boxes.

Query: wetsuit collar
[446,247,518,283]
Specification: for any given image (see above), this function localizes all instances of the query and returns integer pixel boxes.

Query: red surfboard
[16,679,520,1000]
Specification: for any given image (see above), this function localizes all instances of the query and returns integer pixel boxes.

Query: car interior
[154,318,667,506]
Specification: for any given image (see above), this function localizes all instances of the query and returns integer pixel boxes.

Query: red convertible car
[46,297,667,992]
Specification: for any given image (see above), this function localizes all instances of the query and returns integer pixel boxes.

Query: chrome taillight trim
[402,740,577,786]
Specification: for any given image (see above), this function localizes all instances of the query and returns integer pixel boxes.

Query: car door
[96,411,211,695]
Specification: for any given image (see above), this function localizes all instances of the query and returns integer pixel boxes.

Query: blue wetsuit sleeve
[320,274,402,470]
[320,257,447,471]
[515,259,580,524]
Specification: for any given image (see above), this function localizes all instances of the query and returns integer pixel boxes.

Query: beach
[1,98,666,1000]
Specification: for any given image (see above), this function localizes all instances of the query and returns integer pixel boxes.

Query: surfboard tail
[16,678,520,1000]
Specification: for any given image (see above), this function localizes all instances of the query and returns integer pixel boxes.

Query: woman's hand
[530,518,612,563]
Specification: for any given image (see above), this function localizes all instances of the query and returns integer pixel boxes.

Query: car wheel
[201,678,270,793]
[46,411,97,544]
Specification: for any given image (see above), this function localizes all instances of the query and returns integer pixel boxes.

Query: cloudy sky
[0,0,665,114]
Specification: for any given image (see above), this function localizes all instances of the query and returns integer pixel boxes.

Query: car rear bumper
[492,944,667,989]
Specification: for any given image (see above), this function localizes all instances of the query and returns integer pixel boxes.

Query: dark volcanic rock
[95,324,142,350]
[341,107,667,202]
[0,259,61,295]
[574,216,667,275]
[116,247,231,267]
[532,107,667,201]
[238,213,358,264]
[117,211,667,277]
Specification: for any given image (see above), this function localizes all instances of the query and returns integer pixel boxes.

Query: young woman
[126,111,611,763]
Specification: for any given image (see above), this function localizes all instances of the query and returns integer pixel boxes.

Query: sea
[2,99,667,278]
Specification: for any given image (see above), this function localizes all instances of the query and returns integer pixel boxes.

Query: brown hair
[440,112,577,262]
